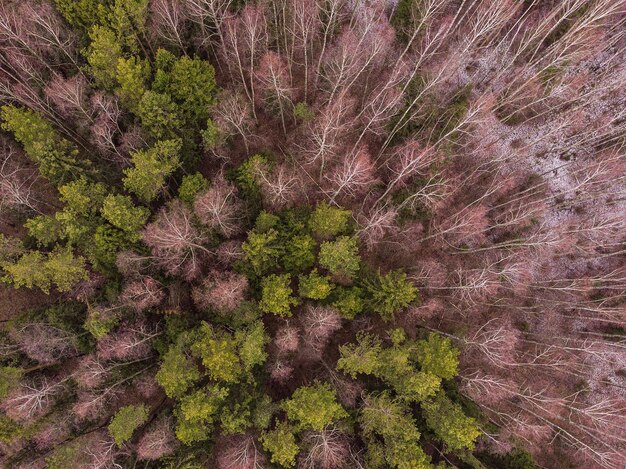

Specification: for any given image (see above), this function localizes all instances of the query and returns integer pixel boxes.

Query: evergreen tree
[1,106,85,185]
[123,139,181,202]
[259,274,299,317]
[282,383,347,431]
[261,421,299,468]
[109,405,149,446]
[365,270,418,321]
[318,236,360,280]
[422,392,481,451]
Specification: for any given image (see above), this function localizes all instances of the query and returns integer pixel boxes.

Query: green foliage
[45,440,81,469]
[59,176,107,215]
[2,251,48,291]
[2,246,88,293]
[1,106,84,185]
[479,449,538,469]
[337,332,383,378]
[152,52,217,127]
[179,387,227,423]
[390,0,420,41]
[236,154,268,197]
[201,118,224,150]
[415,333,459,380]
[338,331,444,402]
[138,91,182,138]
[0,234,24,263]
[88,224,133,270]
[54,0,110,33]
[190,322,268,383]
[0,367,23,399]
[309,202,351,239]
[293,102,314,122]
[43,246,90,292]
[123,139,181,202]
[254,211,280,233]
[41,301,88,332]
[258,274,299,317]
[234,321,269,373]
[365,270,418,321]
[25,177,108,250]
[84,310,119,339]
[252,394,276,430]
[422,392,481,451]
[109,0,149,52]
[156,345,201,398]
[115,56,150,110]
[298,269,333,300]
[175,385,228,444]
[25,216,63,246]
[108,404,149,446]
[219,400,252,435]
[84,26,122,88]
[0,414,22,444]
[261,421,299,468]
[282,383,348,431]
[360,392,432,469]
[191,323,241,383]
[332,286,364,318]
[242,229,282,275]
[282,234,316,272]
[178,172,209,205]
[318,236,360,280]
[101,194,149,237]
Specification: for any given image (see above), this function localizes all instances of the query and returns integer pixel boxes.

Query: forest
[0,0,624,467]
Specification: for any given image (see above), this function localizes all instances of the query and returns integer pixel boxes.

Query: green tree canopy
[415,333,459,380]
[298,269,334,300]
[152,51,217,127]
[123,139,181,202]
[258,274,299,317]
[261,421,299,468]
[191,323,242,383]
[108,404,149,446]
[332,286,364,319]
[137,90,181,138]
[360,392,432,469]
[178,172,209,205]
[337,331,443,402]
[84,26,122,88]
[422,392,481,451]
[101,194,149,237]
[2,246,88,294]
[1,106,85,185]
[309,202,351,239]
[282,383,348,431]
[156,345,201,398]
[318,236,361,280]
[175,385,228,444]
[242,229,282,275]
[282,234,316,272]
[365,270,419,321]
[115,56,150,111]
[0,367,23,399]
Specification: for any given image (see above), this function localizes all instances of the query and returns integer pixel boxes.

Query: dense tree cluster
[0,0,624,468]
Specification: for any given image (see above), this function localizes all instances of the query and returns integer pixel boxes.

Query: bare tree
[194,174,247,238]
[216,433,265,469]
[119,277,166,312]
[150,0,189,51]
[136,416,178,461]
[143,201,211,279]
[192,270,248,313]
[255,51,294,133]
